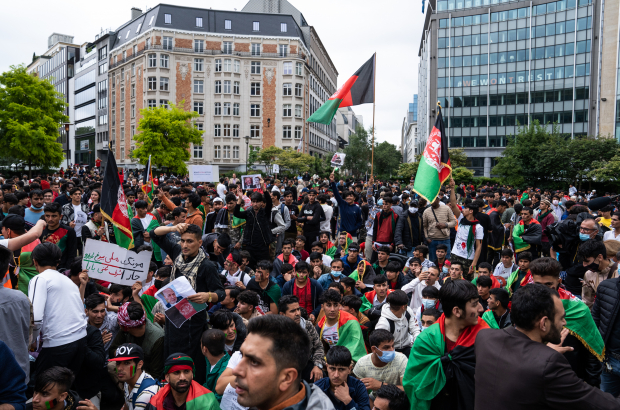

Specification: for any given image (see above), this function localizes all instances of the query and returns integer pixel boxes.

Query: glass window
[215,80,221,93]
[193,144,203,159]
[251,61,261,74]
[196,17,203,28]
[194,80,204,93]
[148,77,157,91]
[251,125,260,138]
[234,81,240,94]
[283,83,292,96]
[215,59,222,72]
[234,60,240,73]
[283,126,292,139]
[163,36,172,50]
[224,59,231,71]
[295,105,302,117]
[225,20,231,30]
[214,124,221,137]
[223,124,231,136]
[223,42,233,54]
[164,14,171,24]
[214,103,221,115]
[160,77,169,91]
[279,45,288,57]
[193,102,203,115]
[160,54,169,68]
[194,40,204,52]
[283,104,292,116]
[194,58,203,71]
[296,62,303,75]
[251,104,260,116]
[295,126,302,139]
[233,103,240,116]
[148,54,157,67]
[223,80,231,93]
[283,62,293,75]
[252,43,261,56]
[253,21,260,31]
[251,82,261,96]
[281,23,288,32]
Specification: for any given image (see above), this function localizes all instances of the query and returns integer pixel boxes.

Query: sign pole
[371,52,376,177]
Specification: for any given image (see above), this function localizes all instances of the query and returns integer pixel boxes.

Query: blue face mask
[378,199,384,206]
[422,299,436,309]
[442,266,449,274]
[330,271,344,278]
[579,233,591,241]
[376,348,396,363]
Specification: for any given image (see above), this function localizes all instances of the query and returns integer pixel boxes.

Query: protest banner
[331,153,346,168]
[272,164,280,174]
[82,239,152,285]
[189,165,219,182]
[242,174,262,190]
[155,277,207,328]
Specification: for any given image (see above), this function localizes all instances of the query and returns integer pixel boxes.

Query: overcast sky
[0,0,425,148]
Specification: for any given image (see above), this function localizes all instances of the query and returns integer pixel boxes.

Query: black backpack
[386,311,412,334]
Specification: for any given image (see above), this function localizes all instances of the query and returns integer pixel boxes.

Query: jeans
[602,354,620,397]
[429,239,451,263]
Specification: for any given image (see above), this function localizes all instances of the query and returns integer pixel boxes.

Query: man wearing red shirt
[281,261,324,322]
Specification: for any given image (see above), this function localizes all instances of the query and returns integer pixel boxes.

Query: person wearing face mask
[419,307,441,333]
[395,200,424,258]
[560,217,603,296]
[550,195,566,222]
[580,240,619,308]
[140,266,172,324]
[375,290,420,357]
[402,266,441,314]
[318,258,347,290]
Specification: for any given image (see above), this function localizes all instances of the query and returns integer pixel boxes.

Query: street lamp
[244,135,250,173]
[63,123,73,168]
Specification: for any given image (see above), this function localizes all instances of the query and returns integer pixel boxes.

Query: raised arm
[448,178,461,219]
[5,220,46,251]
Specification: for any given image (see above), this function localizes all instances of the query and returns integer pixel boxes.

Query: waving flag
[413,105,452,203]
[307,54,375,125]
[101,154,134,249]
[141,155,156,204]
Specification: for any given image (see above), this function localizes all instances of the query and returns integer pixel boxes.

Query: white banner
[189,165,219,182]
[272,164,280,174]
[331,153,346,167]
[82,239,152,285]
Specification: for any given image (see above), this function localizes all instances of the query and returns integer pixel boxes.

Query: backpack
[387,311,412,334]
[131,376,160,409]
[544,219,578,253]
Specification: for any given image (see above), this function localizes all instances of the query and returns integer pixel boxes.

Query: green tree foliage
[449,148,467,168]
[373,141,402,178]
[0,65,67,176]
[493,120,620,188]
[279,150,316,175]
[452,166,475,184]
[132,101,203,175]
[397,149,465,181]
[343,126,372,177]
[256,146,283,171]
[588,155,620,182]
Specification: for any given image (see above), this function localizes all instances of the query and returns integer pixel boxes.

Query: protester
[0,340,27,410]
[281,261,323,320]
[373,384,410,410]
[200,329,230,402]
[482,288,512,329]
[245,260,280,314]
[84,293,119,354]
[375,290,419,357]
[423,188,456,263]
[30,367,80,410]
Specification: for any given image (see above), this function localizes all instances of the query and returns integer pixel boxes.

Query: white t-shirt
[451,214,484,260]
[321,204,333,232]
[221,352,248,410]
[604,229,620,241]
[217,184,228,199]
[223,269,251,287]
[306,254,333,267]
[73,204,88,238]
[493,262,516,280]
[323,323,339,346]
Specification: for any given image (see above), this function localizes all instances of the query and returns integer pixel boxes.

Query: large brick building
[107,2,338,171]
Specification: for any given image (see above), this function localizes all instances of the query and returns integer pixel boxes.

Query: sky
[0,0,426,148]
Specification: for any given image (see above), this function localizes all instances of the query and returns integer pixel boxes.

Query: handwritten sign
[82,239,152,285]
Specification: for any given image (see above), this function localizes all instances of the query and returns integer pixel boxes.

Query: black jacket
[298,201,326,234]
[233,194,275,247]
[75,325,105,400]
[592,277,620,355]
[131,218,145,249]
[395,211,424,251]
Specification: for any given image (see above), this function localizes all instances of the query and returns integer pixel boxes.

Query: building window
[148,99,156,108]
[223,102,231,115]
[233,81,240,94]
[223,80,231,93]
[196,17,203,27]
[98,62,108,75]
[223,145,231,158]
[163,36,172,50]
[159,99,169,108]
[233,103,240,115]
[214,102,221,115]
[251,104,260,117]
[214,145,221,158]
[193,102,203,115]
[121,147,125,159]
[281,23,288,32]
[283,83,292,96]
[194,80,204,93]
[148,77,157,91]
[225,19,232,30]
[146,37,151,48]
[279,45,288,57]
[131,84,135,98]
[251,82,261,96]
[224,59,232,72]
[251,43,261,56]
[214,124,221,136]
[194,40,204,52]
[160,54,169,68]
[120,88,125,101]
[194,58,203,71]
[160,77,169,91]
[131,125,135,137]
[131,105,135,118]
[249,125,261,140]
[223,42,233,54]
[164,14,171,24]
[231,145,239,159]
[215,59,222,72]
[251,61,261,74]
[133,45,137,55]
[296,62,303,75]
[283,61,292,75]
[194,144,203,158]
[295,83,302,96]
[215,80,221,93]
[148,54,157,67]
[283,126,292,139]
[295,126,302,139]
[121,127,125,141]
[234,60,240,73]
[253,21,260,31]
[99,46,107,60]
[123,50,127,59]
[233,124,239,137]
[283,104,292,117]
[295,105,302,117]
[223,124,231,136]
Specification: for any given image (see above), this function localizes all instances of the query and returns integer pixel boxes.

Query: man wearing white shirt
[401,266,441,312]
[28,242,88,380]
[603,212,620,241]
[569,184,577,196]
[319,194,333,233]
[217,177,228,199]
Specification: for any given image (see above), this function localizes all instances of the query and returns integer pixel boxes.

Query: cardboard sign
[82,239,152,285]
[272,164,280,174]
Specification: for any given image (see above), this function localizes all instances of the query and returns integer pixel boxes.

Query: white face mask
[422,299,436,309]
[552,200,559,206]
[421,325,429,331]
[409,207,418,213]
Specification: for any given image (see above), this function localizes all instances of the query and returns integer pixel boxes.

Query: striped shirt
[124,372,160,410]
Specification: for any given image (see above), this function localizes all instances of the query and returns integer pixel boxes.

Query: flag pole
[371,52,376,176]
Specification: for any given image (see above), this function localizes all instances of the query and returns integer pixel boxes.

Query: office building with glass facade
[417,0,600,176]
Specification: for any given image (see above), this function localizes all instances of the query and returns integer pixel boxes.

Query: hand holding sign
[331,153,346,170]
[82,239,152,286]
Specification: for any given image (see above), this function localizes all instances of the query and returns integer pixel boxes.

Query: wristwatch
[316,363,323,369]
[208,293,213,303]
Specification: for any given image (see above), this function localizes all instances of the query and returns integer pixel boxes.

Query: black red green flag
[307,54,375,125]
[101,154,134,249]
[141,155,156,204]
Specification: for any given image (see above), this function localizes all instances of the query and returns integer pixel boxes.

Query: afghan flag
[141,155,156,204]
[481,310,500,329]
[138,213,162,262]
[413,106,452,203]
[506,269,531,296]
[317,311,367,362]
[307,54,375,125]
[16,240,41,294]
[403,314,489,410]
[560,290,605,361]
[141,285,159,322]
[101,154,134,249]
[145,381,219,410]
[359,289,393,314]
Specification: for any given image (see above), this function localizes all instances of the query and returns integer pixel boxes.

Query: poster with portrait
[154,277,206,328]
[241,174,262,190]
[331,153,346,168]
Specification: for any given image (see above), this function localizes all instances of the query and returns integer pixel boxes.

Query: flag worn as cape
[141,156,156,204]
[359,289,394,313]
[506,269,531,296]
[403,314,488,410]
[512,219,542,253]
[413,106,452,204]
[317,311,367,362]
[101,154,134,249]
[141,285,159,322]
[16,240,41,294]
[307,54,375,125]
[481,310,500,329]
[145,380,219,410]
[561,293,605,361]
[349,260,378,288]
[471,275,501,289]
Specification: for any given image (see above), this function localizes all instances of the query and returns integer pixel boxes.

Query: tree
[343,126,372,177]
[452,166,475,184]
[449,148,467,168]
[588,154,620,182]
[132,101,203,175]
[0,65,67,177]
[373,141,402,178]
[256,146,283,172]
[248,146,259,171]
[397,158,421,180]
[279,150,316,175]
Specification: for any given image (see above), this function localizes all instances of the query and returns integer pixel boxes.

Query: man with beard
[475,284,620,409]
[144,354,219,410]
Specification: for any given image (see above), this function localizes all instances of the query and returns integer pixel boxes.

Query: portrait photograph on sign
[154,277,206,327]
[241,174,262,190]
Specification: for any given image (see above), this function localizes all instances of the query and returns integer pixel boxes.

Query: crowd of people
[1,167,620,410]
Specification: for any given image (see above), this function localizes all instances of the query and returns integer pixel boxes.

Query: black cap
[108,343,144,362]
[0,214,25,232]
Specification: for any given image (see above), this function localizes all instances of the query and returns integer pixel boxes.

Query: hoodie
[281,380,335,410]
[375,304,420,349]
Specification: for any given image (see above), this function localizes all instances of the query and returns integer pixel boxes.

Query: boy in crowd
[234,290,263,326]
[476,275,493,313]
[419,307,441,331]
[493,248,518,281]
[385,262,408,290]
[201,329,230,402]
[109,343,160,410]
[434,244,449,272]
[414,286,441,331]
[208,286,240,315]
[506,251,532,296]
[341,295,370,327]
[245,260,280,314]
[375,290,420,357]
[281,261,324,321]
[402,266,441,313]
[472,262,503,288]
[482,288,512,329]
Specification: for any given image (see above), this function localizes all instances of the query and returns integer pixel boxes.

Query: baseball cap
[0,214,25,232]
[108,343,144,362]
[213,197,224,203]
